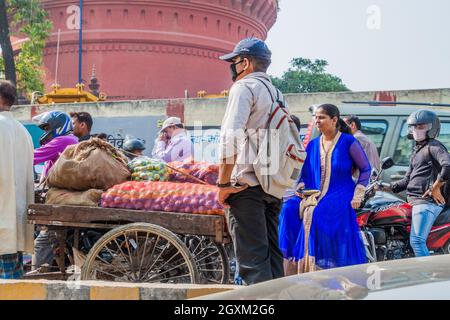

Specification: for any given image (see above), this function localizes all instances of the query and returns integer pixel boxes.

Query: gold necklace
[321,131,337,154]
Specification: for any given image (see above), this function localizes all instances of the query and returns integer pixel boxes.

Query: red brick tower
[41,0,278,100]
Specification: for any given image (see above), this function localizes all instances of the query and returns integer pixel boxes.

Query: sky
[265,0,450,92]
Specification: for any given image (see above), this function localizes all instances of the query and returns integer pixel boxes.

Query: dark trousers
[226,186,284,285]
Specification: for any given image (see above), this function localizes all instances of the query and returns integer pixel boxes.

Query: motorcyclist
[32,111,78,271]
[33,111,78,180]
[389,109,450,257]
[122,137,146,160]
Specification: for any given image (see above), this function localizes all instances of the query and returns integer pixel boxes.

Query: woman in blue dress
[279,104,371,275]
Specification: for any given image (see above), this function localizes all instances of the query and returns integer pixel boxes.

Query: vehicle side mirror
[381,157,395,170]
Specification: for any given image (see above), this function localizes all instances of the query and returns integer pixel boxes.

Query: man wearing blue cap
[217,38,285,285]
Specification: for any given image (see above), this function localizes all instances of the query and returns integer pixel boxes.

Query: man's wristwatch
[217,182,232,188]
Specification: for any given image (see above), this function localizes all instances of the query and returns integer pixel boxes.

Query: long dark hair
[316,104,351,134]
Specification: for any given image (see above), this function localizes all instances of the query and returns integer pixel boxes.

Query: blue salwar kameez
[279,132,371,273]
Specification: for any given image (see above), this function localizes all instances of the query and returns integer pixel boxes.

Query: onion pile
[101,181,225,215]
[168,161,218,185]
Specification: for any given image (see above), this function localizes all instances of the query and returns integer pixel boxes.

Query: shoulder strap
[252,77,277,191]
[254,77,281,105]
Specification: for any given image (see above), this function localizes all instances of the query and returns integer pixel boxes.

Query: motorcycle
[357,157,450,262]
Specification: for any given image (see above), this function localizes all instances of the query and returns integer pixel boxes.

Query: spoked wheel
[81,223,199,283]
[182,235,229,284]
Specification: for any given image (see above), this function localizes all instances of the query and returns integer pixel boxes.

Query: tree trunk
[0,0,17,86]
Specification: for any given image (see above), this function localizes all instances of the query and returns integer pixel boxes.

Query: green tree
[271,57,350,93]
[0,0,52,99]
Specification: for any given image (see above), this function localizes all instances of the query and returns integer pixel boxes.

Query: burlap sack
[47,138,130,191]
[46,188,103,207]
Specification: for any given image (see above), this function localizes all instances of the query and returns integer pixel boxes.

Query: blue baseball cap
[219,37,272,62]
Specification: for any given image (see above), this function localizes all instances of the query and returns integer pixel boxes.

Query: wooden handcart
[27,204,232,284]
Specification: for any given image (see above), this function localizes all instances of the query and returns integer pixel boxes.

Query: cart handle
[164,163,208,185]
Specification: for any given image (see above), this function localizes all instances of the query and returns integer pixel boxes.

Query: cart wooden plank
[27,220,119,229]
[28,204,229,242]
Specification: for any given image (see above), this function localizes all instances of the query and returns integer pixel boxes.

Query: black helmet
[37,111,73,145]
[406,109,440,140]
[123,138,146,153]
[219,37,272,62]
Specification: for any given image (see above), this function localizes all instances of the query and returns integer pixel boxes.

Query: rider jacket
[391,139,450,206]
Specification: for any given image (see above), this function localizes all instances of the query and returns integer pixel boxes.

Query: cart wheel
[81,223,199,283]
[182,235,229,284]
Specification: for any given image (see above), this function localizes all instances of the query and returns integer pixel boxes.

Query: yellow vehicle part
[37,83,107,104]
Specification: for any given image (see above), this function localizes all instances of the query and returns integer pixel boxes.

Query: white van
[306,104,450,187]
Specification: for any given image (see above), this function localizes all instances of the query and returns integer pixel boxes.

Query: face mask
[412,127,428,142]
[230,59,245,82]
